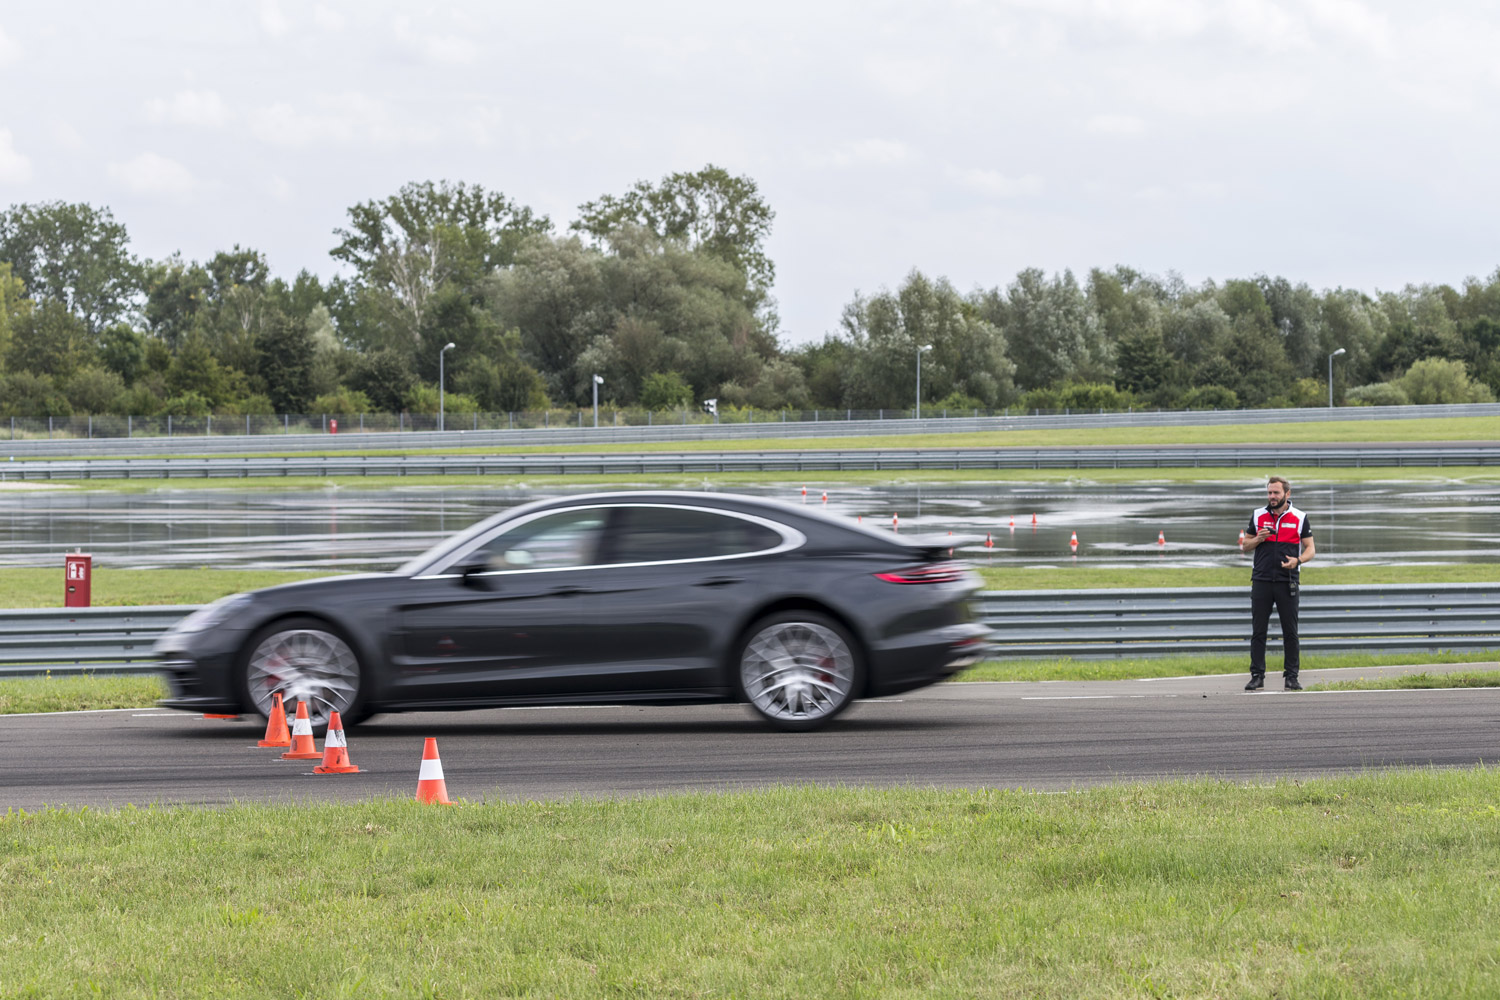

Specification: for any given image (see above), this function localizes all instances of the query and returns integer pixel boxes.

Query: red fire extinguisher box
[65,553,92,608]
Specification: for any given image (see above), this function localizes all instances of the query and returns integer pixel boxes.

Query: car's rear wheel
[736,611,862,731]
[240,617,367,728]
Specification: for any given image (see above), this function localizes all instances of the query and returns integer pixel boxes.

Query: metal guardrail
[1,583,1495,677]
[1,402,1496,458]
[1,444,1495,481]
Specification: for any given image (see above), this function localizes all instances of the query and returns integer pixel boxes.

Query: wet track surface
[4,668,1498,810]
[1,481,1497,572]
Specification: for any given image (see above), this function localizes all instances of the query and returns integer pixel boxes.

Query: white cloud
[265,175,293,202]
[807,139,913,169]
[952,167,1044,198]
[1305,0,1393,54]
[107,152,197,199]
[1085,114,1146,135]
[312,4,344,31]
[259,0,290,37]
[145,90,230,128]
[250,93,435,147]
[50,122,85,151]
[0,26,19,65]
[0,129,32,183]
[392,16,478,64]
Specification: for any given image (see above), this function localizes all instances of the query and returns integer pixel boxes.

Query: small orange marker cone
[985,533,993,549]
[1069,531,1079,550]
[416,738,454,804]
[1009,516,1015,530]
[204,713,241,720]
[1031,513,1038,526]
[281,701,322,759]
[256,692,291,747]
[892,513,899,532]
[313,710,360,774]
[1239,529,1246,550]
[801,486,807,502]
[1158,531,1166,546]
[821,491,827,504]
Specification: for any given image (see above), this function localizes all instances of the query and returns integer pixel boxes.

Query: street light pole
[916,344,932,419]
[592,374,603,428]
[439,342,456,431]
[1328,348,1346,408]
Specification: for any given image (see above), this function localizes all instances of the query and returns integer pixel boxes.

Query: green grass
[8,652,1499,717]
[0,672,167,714]
[0,567,334,607]
[7,464,1500,494]
[1312,670,1500,691]
[974,562,1500,590]
[0,562,1494,610]
[17,413,1498,461]
[5,772,1500,997]
[960,650,1500,682]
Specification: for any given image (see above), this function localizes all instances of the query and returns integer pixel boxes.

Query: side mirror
[459,560,493,588]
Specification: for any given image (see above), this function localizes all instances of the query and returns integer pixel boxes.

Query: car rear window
[602,506,783,564]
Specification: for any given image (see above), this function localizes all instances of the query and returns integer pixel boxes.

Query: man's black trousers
[1250,577,1300,677]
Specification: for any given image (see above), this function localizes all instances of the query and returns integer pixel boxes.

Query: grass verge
[14,413,1499,461]
[8,652,1500,716]
[960,650,1500,682]
[4,772,1500,997]
[1,563,1494,609]
[7,464,1499,493]
[0,672,166,714]
[1312,670,1500,691]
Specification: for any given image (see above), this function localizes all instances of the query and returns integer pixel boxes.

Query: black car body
[155,491,990,729]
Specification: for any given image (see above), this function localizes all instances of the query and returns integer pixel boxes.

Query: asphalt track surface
[4,664,1497,810]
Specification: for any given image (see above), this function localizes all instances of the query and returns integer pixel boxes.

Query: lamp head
[593,374,604,384]
[443,342,456,352]
[1332,348,1346,357]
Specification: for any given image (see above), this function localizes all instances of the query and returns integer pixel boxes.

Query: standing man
[1241,476,1316,691]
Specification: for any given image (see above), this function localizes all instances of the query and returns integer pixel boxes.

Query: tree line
[1,167,1495,420]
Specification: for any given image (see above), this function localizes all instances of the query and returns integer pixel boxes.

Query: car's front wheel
[240,617,367,728]
[736,611,862,731]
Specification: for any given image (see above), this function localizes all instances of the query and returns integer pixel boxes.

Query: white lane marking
[1022,694,1180,701]
[131,713,178,717]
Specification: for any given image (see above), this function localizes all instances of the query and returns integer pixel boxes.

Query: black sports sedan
[155,491,990,730]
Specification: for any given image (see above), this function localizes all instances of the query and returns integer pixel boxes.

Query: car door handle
[695,577,743,588]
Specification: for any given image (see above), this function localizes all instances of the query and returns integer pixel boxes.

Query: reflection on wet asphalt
[1,481,1496,572]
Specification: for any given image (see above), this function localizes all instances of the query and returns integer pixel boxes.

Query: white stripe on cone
[325,729,347,748]
[419,758,445,781]
[291,717,312,735]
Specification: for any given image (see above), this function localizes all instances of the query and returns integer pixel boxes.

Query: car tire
[735,611,863,731]
[239,616,369,729]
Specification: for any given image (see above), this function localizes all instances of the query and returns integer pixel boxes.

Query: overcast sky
[2,1,1498,343]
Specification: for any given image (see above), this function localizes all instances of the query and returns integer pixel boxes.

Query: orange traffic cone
[821,491,828,504]
[1031,512,1038,526]
[204,713,241,720]
[257,692,291,747]
[892,513,899,532]
[1158,531,1166,546]
[985,533,993,549]
[801,485,807,502]
[1009,516,1015,530]
[1069,531,1079,550]
[416,738,454,804]
[281,701,322,760]
[313,710,360,774]
[1239,530,1246,549]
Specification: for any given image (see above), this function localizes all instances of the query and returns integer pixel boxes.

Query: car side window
[464,508,607,572]
[601,506,783,564]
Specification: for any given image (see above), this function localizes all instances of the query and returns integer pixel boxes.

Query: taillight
[874,562,967,584]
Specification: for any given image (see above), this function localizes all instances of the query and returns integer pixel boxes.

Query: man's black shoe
[1244,675,1265,691]
[1284,677,1303,691]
